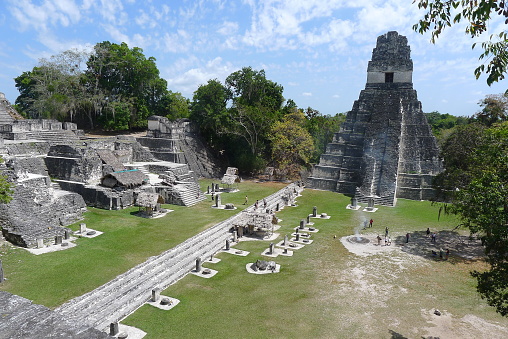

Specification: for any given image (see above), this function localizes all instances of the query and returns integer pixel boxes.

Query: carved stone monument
[195,258,202,272]
[110,322,119,336]
[307,31,442,206]
[151,288,160,302]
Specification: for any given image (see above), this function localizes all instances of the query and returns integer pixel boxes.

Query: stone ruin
[307,31,443,206]
[221,167,240,190]
[0,96,218,248]
[137,115,221,178]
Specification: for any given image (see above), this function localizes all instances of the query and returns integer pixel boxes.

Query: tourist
[406,233,410,243]
[263,198,267,208]
[369,218,373,227]
[385,227,389,237]
[243,195,248,205]
[255,200,259,209]
[377,234,382,245]
[387,237,392,246]
[445,249,450,260]
[426,227,430,237]
[431,232,436,243]
[211,192,215,201]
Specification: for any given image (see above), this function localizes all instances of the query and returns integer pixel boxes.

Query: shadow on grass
[392,230,485,265]
[388,329,408,338]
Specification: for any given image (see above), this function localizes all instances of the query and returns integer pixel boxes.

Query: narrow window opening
[385,72,394,83]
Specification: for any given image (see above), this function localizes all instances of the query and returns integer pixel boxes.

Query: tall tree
[472,93,508,126]
[158,91,190,120]
[85,42,168,129]
[269,109,315,179]
[445,123,508,315]
[14,49,90,120]
[304,108,345,163]
[225,67,284,157]
[190,79,231,150]
[413,0,508,84]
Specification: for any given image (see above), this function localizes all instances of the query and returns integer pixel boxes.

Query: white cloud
[103,24,132,46]
[302,92,312,96]
[217,21,239,35]
[165,57,236,97]
[162,30,192,53]
[96,0,127,25]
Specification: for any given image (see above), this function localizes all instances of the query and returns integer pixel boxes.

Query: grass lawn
[0,180,285,308]
[122,189,508,338]
[1,181,507,338]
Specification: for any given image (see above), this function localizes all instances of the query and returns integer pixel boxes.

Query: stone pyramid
[307,31,442,206]
[0,93,19,125]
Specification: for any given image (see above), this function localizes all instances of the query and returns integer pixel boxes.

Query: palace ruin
[0,93,221,248]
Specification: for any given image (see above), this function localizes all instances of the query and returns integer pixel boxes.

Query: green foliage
[98,101,132,130]
[14,42,174,131]
[190,68,285,173]
[425,111,470,145]
[225,67,285,156]
[413,0,508,85]
[269,109,315,179]
[437,122,508,315]
[159,91,190,120]
[472,93,508,126]
[434,122,487,200]
[0,156,13,204]
[304,108,345,162]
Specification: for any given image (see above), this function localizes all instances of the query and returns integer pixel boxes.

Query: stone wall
[0,291,108,339]
[0,175,86,248]
[138,116,221,178]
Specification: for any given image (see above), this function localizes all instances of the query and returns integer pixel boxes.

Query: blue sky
[0,0,506,117]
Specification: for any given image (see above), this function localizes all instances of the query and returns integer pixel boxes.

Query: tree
[158,91,190,120]
[190,79,231,150]
[304,108,345,163]
[0,156,14,204]
[446,123,508,315]
[225,67,284,157]
[85,42,168,129]
[425,111,470,145]
[15,42,170,130]
[413,0,508,84]
[190,68,285,173]
[433,122,487,200]
[472,93,508,126]
[14,49,90,121]
[269,109,315,179]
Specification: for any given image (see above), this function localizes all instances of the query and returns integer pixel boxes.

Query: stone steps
[24,130,81,145]
[54,182,303,331]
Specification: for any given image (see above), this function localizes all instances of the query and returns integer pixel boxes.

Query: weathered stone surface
[307,31,442,206]
[0,291,108,339]
[137,116,222,178]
